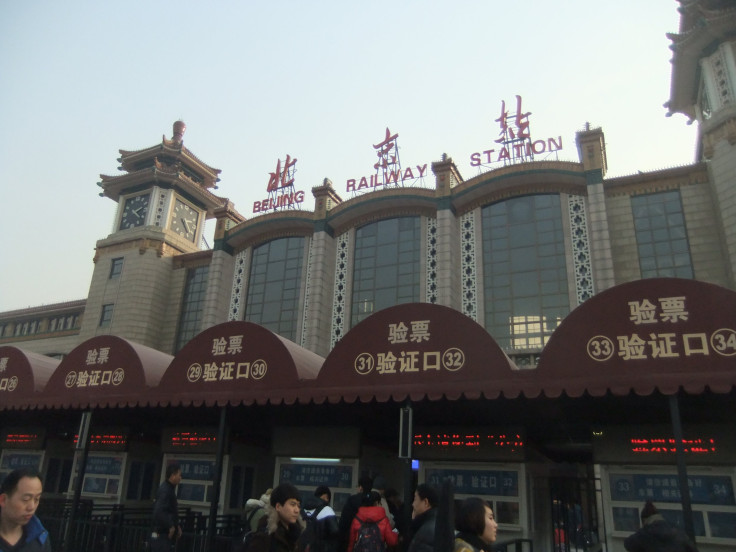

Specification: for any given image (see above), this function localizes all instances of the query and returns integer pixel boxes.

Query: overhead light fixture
[289,457,341,463]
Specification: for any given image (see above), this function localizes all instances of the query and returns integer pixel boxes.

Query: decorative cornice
[604,162,709,197]
[93,237,181,262]
[172,249,213,269]
[702,113,736,157]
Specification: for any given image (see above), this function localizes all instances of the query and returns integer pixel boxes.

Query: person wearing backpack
[339,475,373,552]
[348,491,399,552]
[297,486,339,552]
[243,489,272,533]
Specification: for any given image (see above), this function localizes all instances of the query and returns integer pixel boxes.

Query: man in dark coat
[151,463,182,552]
[247,483,304,552]
[406,484,439,552]
[623,501,698,552]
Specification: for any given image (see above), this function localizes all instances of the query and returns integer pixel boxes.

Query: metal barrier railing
[37,500,239,552]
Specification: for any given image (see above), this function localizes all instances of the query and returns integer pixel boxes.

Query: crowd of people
[234,475,498,552]
[0,468,701,552]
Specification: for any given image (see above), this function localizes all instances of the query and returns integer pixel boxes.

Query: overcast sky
[0,1,698,312]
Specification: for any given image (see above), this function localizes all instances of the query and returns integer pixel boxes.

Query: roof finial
[172,120,186,144]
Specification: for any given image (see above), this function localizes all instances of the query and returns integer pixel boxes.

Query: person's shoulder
[316,505,336,519]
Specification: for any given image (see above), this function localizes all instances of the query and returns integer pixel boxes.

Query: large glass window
[245,237,305,341]
[482,195,570,350]
[175,266,209,351]
[631,191,693,279]
[351,217,420,327]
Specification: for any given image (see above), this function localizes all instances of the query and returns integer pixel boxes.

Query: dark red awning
[152,321,323,407]
[0,346,60,410]
[310,303,518,403]
[529,278,736,398]
[39,335,172,408]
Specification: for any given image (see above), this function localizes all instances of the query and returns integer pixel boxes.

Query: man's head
[315,485,331,503]
[166,463,182,486]
[270,483,301,526]
[411,483,438,518]
[0,468,43,528]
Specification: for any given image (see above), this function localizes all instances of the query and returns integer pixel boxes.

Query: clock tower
[98,120,225,249]
[78,121,238,349]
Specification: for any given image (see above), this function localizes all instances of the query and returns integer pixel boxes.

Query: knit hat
[373,475,387,491]
[641,500,658,521]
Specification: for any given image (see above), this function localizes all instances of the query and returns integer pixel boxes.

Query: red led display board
[413,426,525,461]
[1,427,45,449]
[162,428,219,454]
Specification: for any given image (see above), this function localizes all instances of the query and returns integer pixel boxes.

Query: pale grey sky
[0,1,697,311]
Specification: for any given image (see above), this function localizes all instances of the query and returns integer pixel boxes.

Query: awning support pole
[668,393,695,542]
[399,401,413,534]
[63,409,93,552]
[206,405,228,552]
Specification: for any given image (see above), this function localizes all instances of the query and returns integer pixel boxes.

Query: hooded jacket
[623,513,698,552]
[246,503,305,552]
[348,505,398,552]
[0,515,51,552]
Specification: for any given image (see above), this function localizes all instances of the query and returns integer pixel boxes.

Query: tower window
[99,304,114,328]
[109,258,124,279]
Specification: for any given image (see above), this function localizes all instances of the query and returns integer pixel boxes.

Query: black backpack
[352,516,386,552]
[297,504,326,552]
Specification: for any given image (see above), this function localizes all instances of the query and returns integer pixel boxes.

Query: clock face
[170,199,199,242]
[119,194,150,230]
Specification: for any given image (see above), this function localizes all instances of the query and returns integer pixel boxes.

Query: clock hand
[181,218,189,233]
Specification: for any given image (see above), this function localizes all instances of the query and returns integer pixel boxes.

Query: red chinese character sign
[530,278,736,398]
[346,127,429,194]
[470,95,563,169]
[253,154,306,213]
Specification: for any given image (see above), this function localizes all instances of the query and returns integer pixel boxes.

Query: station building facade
[1,2,736,551]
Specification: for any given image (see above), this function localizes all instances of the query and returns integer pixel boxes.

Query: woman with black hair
[453,498,498,552]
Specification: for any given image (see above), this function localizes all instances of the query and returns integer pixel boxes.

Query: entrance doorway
[549,475,603,552]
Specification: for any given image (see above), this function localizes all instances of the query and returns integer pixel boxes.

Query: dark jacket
[338,492,365,552]
[623,514,698,552]
[152,479,179,534]
[406,509,437,552]
[0,515,51,552]
[348,505,399,552]
[301,497,339,552]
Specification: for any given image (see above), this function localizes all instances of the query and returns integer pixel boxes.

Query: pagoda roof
[117,136,221,189]
[666,0,736,119]
[98,164,229,216]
